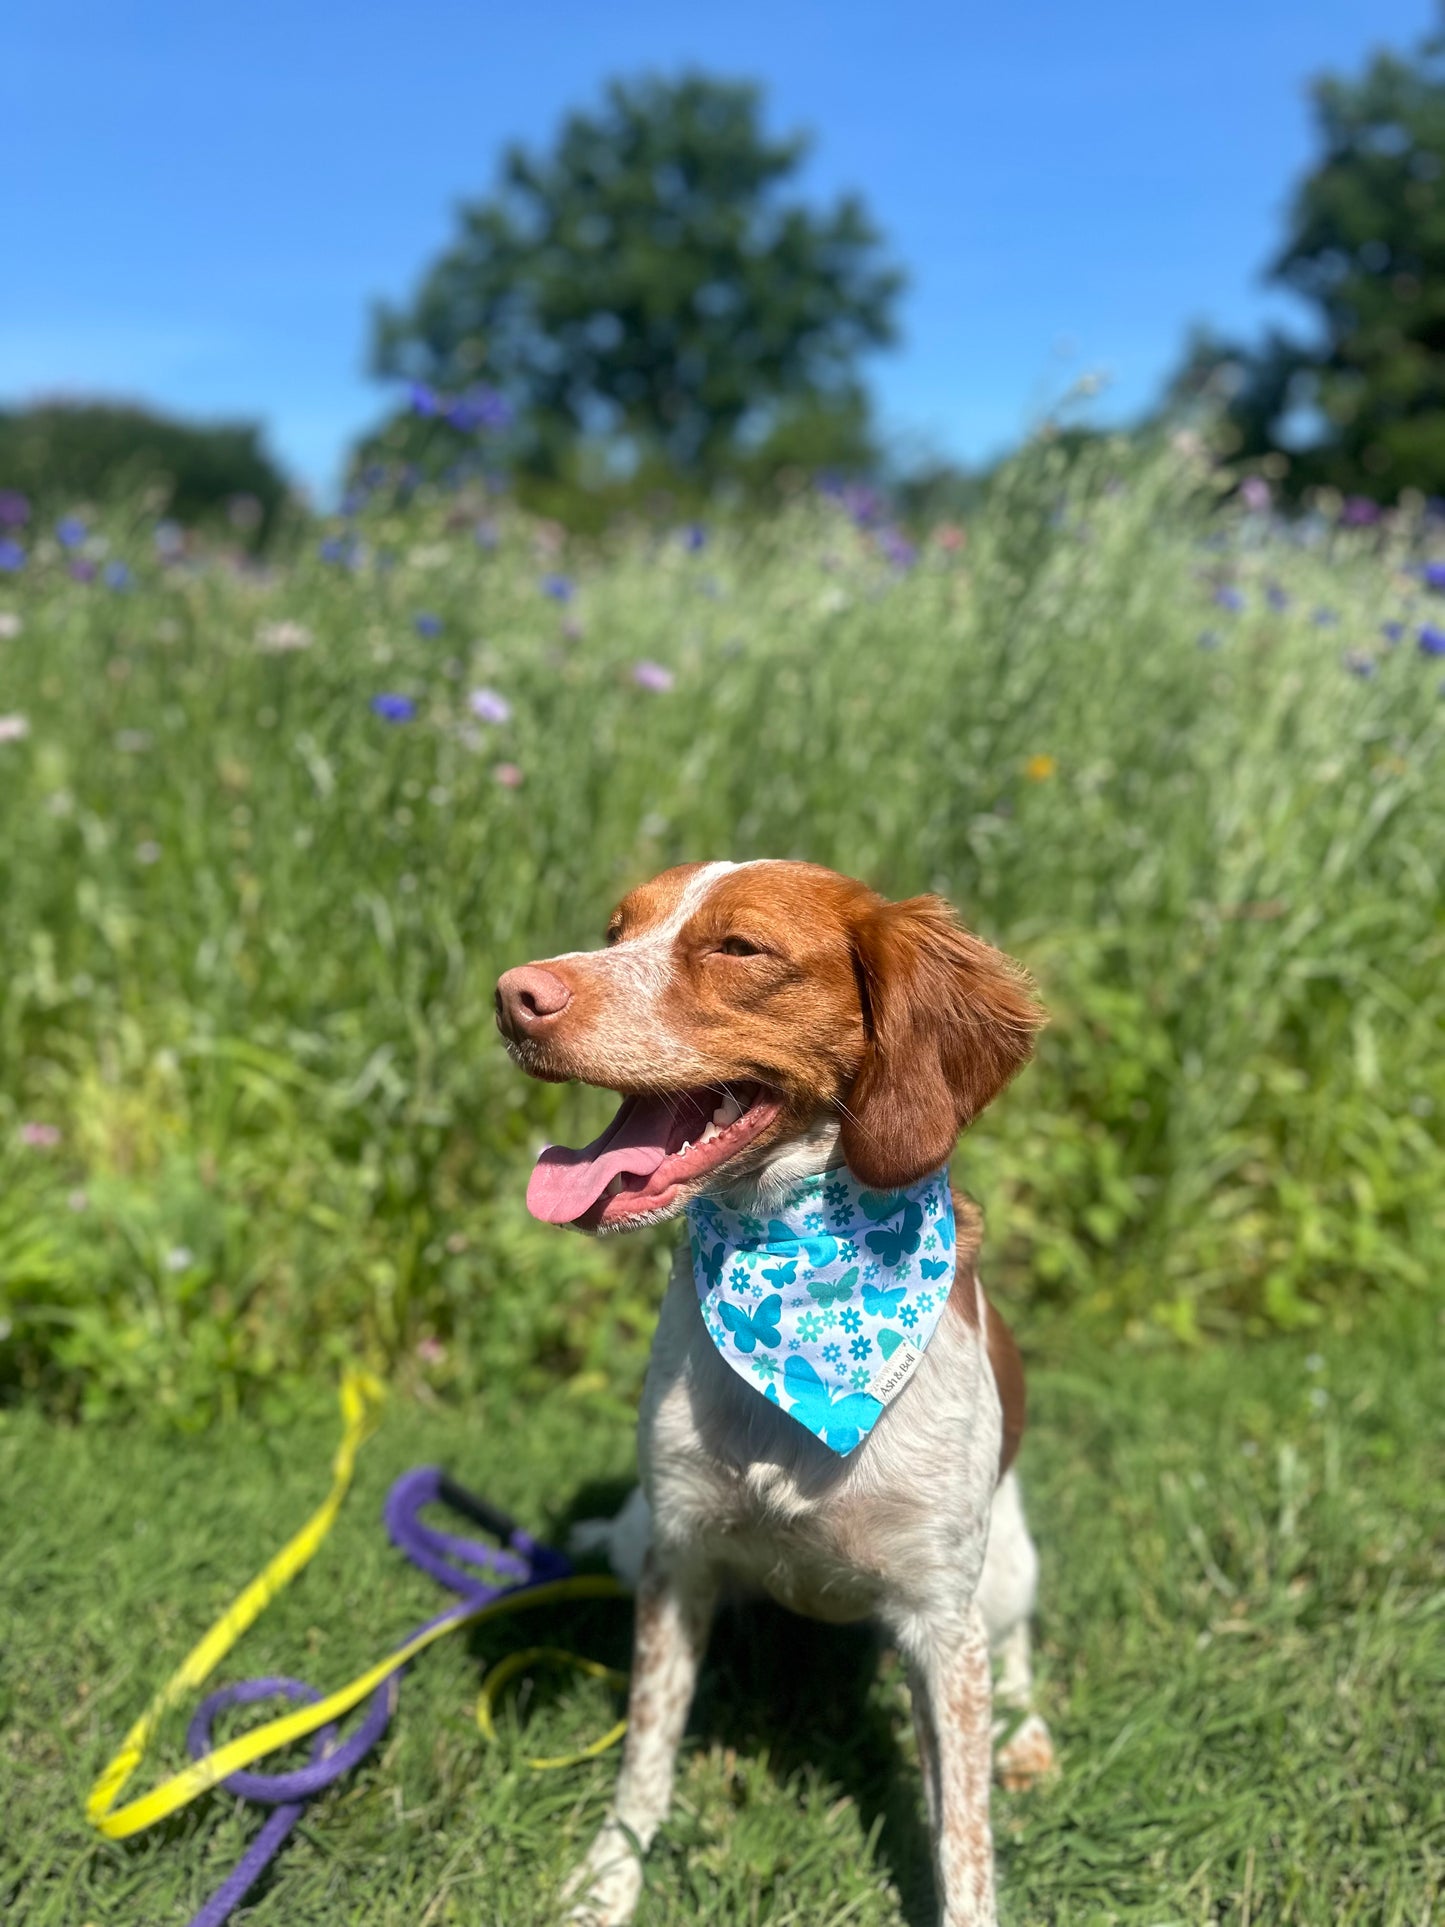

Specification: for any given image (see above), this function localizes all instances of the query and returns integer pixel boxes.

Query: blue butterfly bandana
[684,1165,956,1456]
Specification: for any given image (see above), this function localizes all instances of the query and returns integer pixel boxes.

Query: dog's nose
[495,965,572,1040]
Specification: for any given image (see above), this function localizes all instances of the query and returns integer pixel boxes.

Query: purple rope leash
[180,1466,574,1927]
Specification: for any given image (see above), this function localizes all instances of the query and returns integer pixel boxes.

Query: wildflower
[935,523,966,552]
[115,730,153,753]
[104,561,132,590]
[1311,607,1338,627]
[414,612,443,637]
[0,490,30,528]
[541,573,573,602]
[493,761,523,788]
[1342,650,1375,679]
[632,660,674,693]
[136,840,162,864]
[1213,586,1244,613]
[475,519,499,550]
[682,523,707,552]
[372,693,417,722]
[1422,563,1445,593]
[319,534,360,566]
[0,714,30,743]
[154,520,185,560]
[256,619,313,653]
[1265,583,1290,611]
[1381,621,1404,643]
[445,385,512,432]
[1239,477,1271,512]
[56,515,87,549]
[20,1121,61,1150]
[1023,753,1056,781]
[0,540,25,572]
[165,1246,194,1272]
[0,612,19,639]
[1340,496,1381,527]
[69,558,97,582]
[415,1335,447,1367]
[468,687,511,724]
[408,381,440,417]
[877,528,916,569]
[1419,625,1445,657]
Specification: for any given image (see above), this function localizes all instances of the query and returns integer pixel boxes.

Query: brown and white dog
[495,859,1055,1927]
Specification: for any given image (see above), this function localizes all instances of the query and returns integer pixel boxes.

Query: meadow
[0,437,1442,1923]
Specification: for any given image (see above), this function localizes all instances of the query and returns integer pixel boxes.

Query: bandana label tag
[868,1340,924,1405]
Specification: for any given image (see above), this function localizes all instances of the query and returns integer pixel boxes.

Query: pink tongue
[526,1096,683,1225]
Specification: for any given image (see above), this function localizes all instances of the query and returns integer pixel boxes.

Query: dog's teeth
[679,1141,691,1156]
[712,1095,743,1128]
[700,1120,721,1144]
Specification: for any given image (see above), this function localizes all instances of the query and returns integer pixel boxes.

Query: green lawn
[5,1296,1440,1926]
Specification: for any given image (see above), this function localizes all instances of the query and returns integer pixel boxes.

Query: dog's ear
[840,895,1044,1191]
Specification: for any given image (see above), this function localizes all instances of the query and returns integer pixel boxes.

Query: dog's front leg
[562,1548,717,1926]
[906,1602,997,1927]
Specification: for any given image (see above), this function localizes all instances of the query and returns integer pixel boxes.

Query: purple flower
[408,381,440,417]
[1265,583,1290,612]
[1419,625,1445,658]
[468,687,511,724]
[1342,650,1375,679]
[69,558,98,583]
[1423,562,1445,594]
[319,534,357,565]
[1340,496,1382,528]
[371,693,417,722]
[445,385,513,433]
[103,561,132,590]
[1239,477,1271,513]
[1311,608,1338,628]
[541,573,573,602]
[0,539,25,572]
[632,660,674,693]
[841,483,886,528]
[56,516,87,549]
[1382,621,1405,644]
[1214,586,1244,613]
[414,612,443,638]
[877,528,916,569]
[19,1121,61,1150]
[0,490,30,529]
[682,523,707,552]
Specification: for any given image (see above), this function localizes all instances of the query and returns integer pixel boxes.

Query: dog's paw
[560,1822,644,1926]
[994,1712,1057,1792]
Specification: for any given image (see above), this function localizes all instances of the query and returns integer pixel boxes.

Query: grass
[3,1297,1440,1925]
[0,437,1442,1422]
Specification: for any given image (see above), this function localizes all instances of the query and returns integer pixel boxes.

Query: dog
[495,859,1055,1927]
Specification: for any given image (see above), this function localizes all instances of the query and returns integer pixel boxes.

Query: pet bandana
[685,1165,956,1455]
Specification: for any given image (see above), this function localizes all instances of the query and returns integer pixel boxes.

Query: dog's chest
[636,1253,1002,1624]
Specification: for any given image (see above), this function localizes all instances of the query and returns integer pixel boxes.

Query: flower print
[750,1355,777,1381]
[820,1307,839,1331]
[849,1367,871,1392]
[729,1265,749,1292]
[914,1291,934,1314]
[840,1307,862,1334]
[804,1212,824,1234]
[788,1337,803,1351]
[739,1214,764,1238]
[797,1312,822,1343]
[923,1233,938,1252]
[822,1343,844,1367]
[900,1302,919,1330]
[823,1180,848,1211]
[862,1262,880,1284]
[849,1335,873,1363]
[707,1317,727,1347]
[838,1240,857,1262]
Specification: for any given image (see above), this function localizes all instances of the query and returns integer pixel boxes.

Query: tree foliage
[1171,31,1445,499]
[371,73,902,477]
[0,401,289,542]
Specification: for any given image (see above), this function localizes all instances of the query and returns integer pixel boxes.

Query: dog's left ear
[840,895,1045,1191]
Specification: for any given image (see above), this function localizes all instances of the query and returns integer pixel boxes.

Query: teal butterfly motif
[718,1293,782,1354]
[864,1201,924,1269]
[935,1206,956,1251]
[697,1240,728,1292]
[806,1263,857,1308]
[762,1257,797,1286]
[857,1190,908,1223]
[862,1280,906,1318]
[781,1355,881,1453]
[765,1221,839,1268]
[919,1258,949,1282]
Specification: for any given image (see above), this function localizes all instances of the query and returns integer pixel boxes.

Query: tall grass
[0,438,1440,1421]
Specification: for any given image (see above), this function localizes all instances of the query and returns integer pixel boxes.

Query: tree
[1172,31,1445,499]
[370,73,902,479]
[0,401,289,543]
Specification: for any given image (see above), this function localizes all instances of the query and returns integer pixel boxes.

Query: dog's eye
[717,935,763,958]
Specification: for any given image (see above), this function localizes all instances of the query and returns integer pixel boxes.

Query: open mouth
[526,1081,781,1231]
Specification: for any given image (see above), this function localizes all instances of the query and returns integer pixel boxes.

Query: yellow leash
[85,1370,628,1844]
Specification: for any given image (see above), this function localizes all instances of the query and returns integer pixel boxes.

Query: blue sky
[4,0,1432,497]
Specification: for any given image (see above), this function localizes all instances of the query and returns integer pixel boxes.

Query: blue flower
[682,523,707,552]
[900,1302,919,1329]
[849,1335,873,1362]
[1382,621,1405,644]
[0,540,25,572]
[729,1265,750,1291]
[878,528,915,569]
[1342,650,1375,679]
[1214,586,1244,613]
[823,1180,848,1210]
[414,612,443,637]
[822,1343,844,1367]
[751,1354,778,1381]
[320,535,358,565]
[804,1212,824,1233]
[408,382,440,417]
[371,693,416,722]
[838,1240,857,1262]
[56,516,87,549]
[840,1307,862,1334]
[1265,583,1290,611]
[1422,562,1445,593]
[541,573,574,602]
[849,1366,871,1391]
[1312,608,1338,628]
[797,1311,822,1342]
[103,561,132,590]
[0,491,30,529]
[1420,625,1445,658]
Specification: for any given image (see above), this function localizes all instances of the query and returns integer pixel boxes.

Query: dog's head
[495,860,1044,1234]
